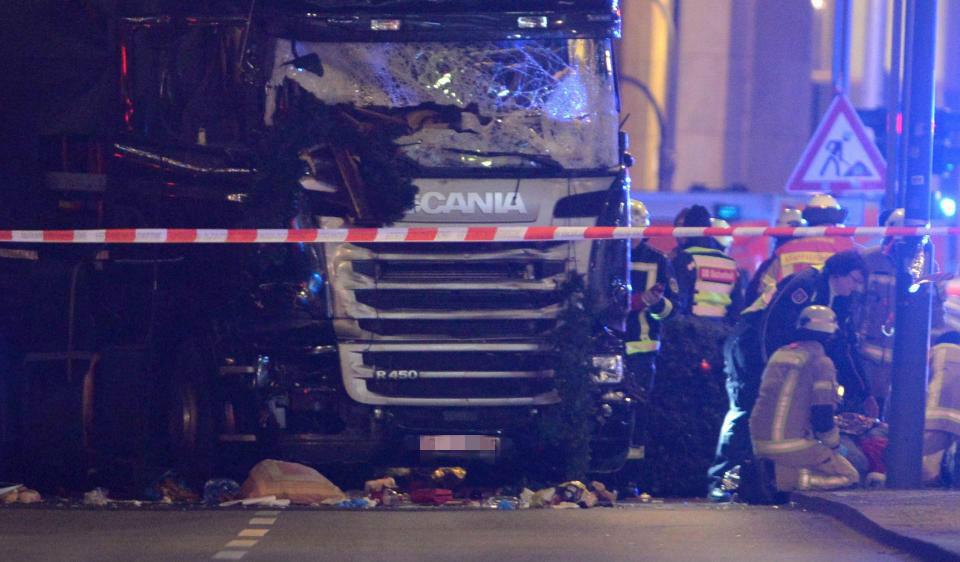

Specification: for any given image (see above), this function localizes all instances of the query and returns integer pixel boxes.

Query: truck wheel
[166,339,218,482]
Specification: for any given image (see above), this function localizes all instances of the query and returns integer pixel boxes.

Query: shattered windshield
[266,38,620,171]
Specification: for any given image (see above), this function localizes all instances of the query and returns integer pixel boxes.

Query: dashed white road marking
[213,508,283,559]
[212,551,247,560]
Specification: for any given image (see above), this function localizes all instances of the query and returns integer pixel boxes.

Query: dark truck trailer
[0,0,636,483]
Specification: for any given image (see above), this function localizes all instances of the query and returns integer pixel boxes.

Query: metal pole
[832,0,852,93]
[887,0,937,490]
[660,0,680,192]
[883,0,905,211]
[897,0,916,209]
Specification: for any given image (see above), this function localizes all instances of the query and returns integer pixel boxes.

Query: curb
[791,492,960,562]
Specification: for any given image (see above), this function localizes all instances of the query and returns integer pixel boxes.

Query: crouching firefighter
[923,331,960,484]
[626,199,677,394]
[749,305,860,492]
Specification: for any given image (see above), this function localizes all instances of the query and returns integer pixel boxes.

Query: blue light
[940,196,957,218]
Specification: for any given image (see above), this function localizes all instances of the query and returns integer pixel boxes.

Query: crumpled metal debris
[482,495,520,510]
[720,465,741,493]
[219,495,291,508]
[364,477,397,495]
[83,487,111,506]
[203,479,242,506]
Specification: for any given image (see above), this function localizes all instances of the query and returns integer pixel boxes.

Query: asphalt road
[0,501,919,562]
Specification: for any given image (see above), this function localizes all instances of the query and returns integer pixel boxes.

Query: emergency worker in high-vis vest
[747,194,855,312]
[744,208,806,306]
[923,331,960,483]
[670,205,743,322]
[750,305,860,492]
[625,200,677,393]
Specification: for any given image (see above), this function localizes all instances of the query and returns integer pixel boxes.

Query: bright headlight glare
[591,355,624,384]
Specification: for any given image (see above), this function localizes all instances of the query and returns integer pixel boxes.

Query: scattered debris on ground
[0,460,666,510]
[240,460,346,504]
[0,484,41,504]
[202,479,242,506]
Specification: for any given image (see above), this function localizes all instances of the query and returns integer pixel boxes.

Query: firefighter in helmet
[750,305,860,492]
[924,331,960,483]
[744,208,807,306]
[746,194,856,313]
[625,199,677,393]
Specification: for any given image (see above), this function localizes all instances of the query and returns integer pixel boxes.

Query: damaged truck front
[0,0,635,482]
[263,1,634,471]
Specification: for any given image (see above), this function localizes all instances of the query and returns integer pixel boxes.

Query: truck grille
[361,350,553,372]
[328,241,573,406]
[352,258,566,283]
[337,342,560,406]
[354,289,563,311]
[356,319,556,338]
[367,378,554,399]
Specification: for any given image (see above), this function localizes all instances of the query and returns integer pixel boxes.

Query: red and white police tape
[0,225,955,244]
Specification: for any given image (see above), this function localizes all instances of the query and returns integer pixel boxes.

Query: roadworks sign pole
[887,0,937,490]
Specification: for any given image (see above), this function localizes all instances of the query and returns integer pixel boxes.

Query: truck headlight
[591,355,624,384]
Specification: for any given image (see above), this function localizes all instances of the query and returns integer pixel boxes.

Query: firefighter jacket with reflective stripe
[750,340,839,457]
[927,343,960,436]
[626,242,676,355]
[857,243,944,401]
[858,247,896,367]
[759,268,869,412]
[672,246,742,320]
[745,255,777,309]
[748,236,855,312]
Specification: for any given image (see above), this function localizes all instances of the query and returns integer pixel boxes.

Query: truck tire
[165,337,219,482]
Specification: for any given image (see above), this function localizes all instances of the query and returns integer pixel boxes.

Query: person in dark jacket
[670,205,743,323]
[625,199,677,394]
[760,250,872,415]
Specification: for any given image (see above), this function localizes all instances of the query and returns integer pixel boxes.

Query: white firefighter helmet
[796,305,839,335]
[776,207,807,227]
[710,218,733,250]
[802,193,847,226]
[883,208,906,227]
[807,193,841,210]
[630,199,650,227]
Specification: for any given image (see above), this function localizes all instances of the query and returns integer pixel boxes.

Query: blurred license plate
[419,435,499,452]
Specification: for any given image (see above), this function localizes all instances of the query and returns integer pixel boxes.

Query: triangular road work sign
[785,94,887,193]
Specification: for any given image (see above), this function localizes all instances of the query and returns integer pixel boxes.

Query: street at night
[4,0,960,560]
[0,502,921,562]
